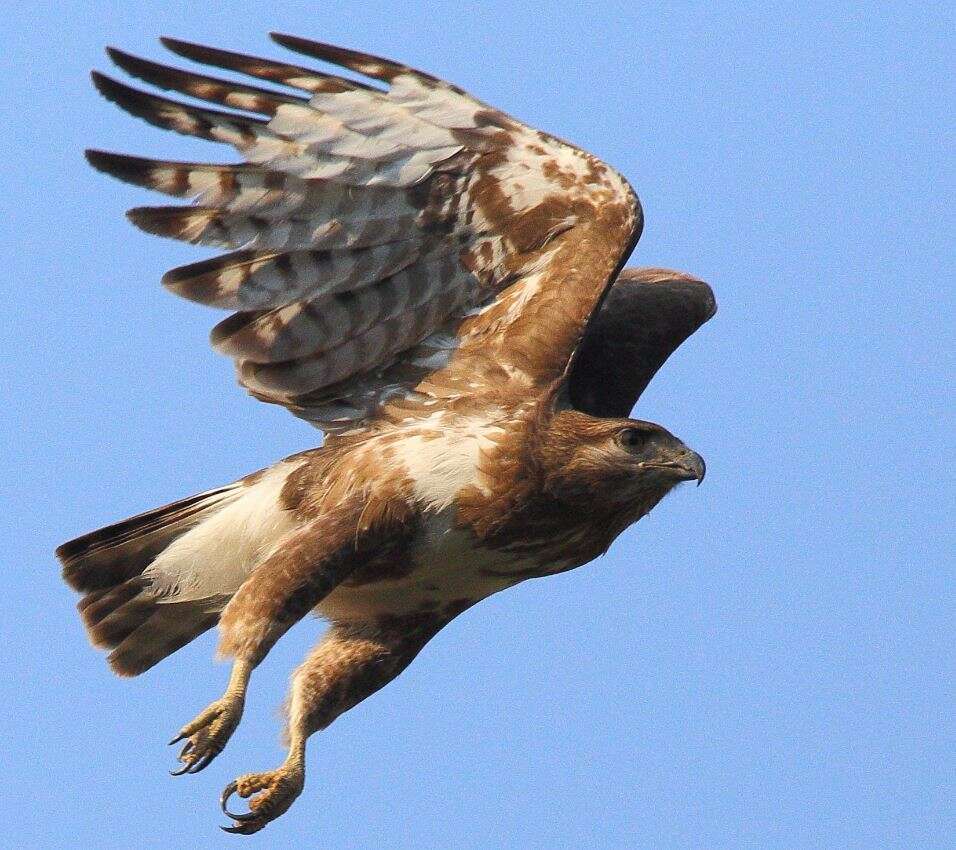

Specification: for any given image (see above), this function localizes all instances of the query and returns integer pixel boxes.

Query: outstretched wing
[88,34,641,430]
[568,268,716,418]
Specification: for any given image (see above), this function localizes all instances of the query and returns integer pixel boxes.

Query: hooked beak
[644,449,706,486]
[683,450,706,486]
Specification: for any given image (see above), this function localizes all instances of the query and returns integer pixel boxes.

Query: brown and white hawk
[57,34,715,834]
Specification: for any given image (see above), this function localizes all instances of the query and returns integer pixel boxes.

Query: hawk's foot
[220,762,305,835]
[169,693,244,775]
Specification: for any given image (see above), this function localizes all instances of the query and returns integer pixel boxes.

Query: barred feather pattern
[88,34,641,431]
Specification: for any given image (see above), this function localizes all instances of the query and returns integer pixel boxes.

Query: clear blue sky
[2,2,952,847]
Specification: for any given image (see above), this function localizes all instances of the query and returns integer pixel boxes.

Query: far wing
[567,268,716,418]
[88,34,642,429]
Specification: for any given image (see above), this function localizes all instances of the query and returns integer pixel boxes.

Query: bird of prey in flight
[58,33,715,833]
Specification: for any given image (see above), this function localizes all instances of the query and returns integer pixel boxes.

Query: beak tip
[690,451,706,486]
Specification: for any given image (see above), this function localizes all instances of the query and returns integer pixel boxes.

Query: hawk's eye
[617,428,646,452]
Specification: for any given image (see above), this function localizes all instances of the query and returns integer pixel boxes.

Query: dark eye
[617,428,645,451]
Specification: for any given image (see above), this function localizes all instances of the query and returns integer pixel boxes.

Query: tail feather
[57,482,249,676]
[58,484,244,592]
[107,600,223,677]
[79,578,149,645]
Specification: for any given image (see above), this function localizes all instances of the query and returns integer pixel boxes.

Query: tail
[57,483,247,677]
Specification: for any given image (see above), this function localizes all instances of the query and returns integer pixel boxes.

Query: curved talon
[220,780,239,816]
[186,753,215,774]
[219,766,303,833]
[169,697,242,776]
[170,735,216,775]
[220,781,258,822]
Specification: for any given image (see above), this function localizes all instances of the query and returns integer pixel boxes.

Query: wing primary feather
[160,36,383,94]
[105,47,307,116]
[90,71,269,145]
[269,33,440,86]
[126,206,227,244]
[85,150,269,200]
[127,204,425,251]
[86,149,181,190]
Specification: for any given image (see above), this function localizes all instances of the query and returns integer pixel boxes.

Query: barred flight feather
[128,206,426,252]
[88,34,641,431]
[239,285,467,398]
[105,47,309,116]
[91,72,273,148]
[211,251,467,363]
[160,37,383,94]
[162,240,423,310]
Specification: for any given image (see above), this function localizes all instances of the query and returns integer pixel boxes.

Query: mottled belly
[315,510,567,622]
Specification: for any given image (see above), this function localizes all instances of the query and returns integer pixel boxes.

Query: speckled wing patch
[88,34,642,430]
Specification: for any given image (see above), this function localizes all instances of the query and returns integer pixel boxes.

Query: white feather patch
[143,463,300,603]
[395,413,503,510]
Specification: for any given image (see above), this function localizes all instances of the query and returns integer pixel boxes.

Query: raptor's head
[535,410,704,514]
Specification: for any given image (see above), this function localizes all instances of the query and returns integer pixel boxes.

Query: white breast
[393,412,505,511]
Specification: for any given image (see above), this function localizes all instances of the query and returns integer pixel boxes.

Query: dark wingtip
[269,32,342,63]
[104,45,128,66]
[124,206,151,226]
[269,31,322,51]
[683,275,717,321]
[268,32,411,83]
[84,149,155,189]
[126,206,185,238]
[89,70,158,118]
[104,48,160,94]
[159,36,199,57]
[89,69,109,95]
[84,148,111,172]
[159,35,259,71]
[89,69,122,100]
[105,46,169,86]
[618,268,717,324]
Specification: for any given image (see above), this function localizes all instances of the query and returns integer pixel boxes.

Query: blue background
[2,2,952,847]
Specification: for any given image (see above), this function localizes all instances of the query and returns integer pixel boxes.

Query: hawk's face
[537,410,705,513]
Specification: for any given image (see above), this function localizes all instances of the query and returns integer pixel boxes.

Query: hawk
[57,34,715,834]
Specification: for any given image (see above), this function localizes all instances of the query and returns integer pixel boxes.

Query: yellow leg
[218,619,441,833]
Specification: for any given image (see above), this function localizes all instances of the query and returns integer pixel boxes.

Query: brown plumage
[59,33,715,833]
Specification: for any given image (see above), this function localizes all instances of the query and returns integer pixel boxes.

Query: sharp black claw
[170,764,191,776]
[187,753,213,774]
[220,781,244,819]
[221,824,254,834]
